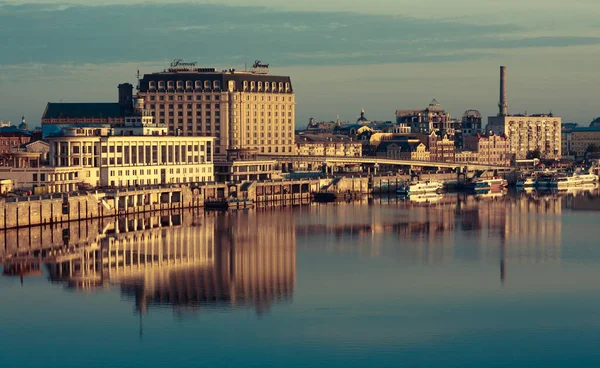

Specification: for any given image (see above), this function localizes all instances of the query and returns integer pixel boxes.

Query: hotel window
[177,81,183,89]
[149,81,156,89]
[279,82,283,91]
[186,81,192,89]
[195,81,202,89]
[265,82,270,91]
[168,81,174,89]
[214,80,220,89]
[158,81,165,89]
[204,80,211,89]
[243,81,248,91]
[272,82,276,90]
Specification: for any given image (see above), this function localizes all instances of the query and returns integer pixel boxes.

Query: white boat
[397,180,443,195]
[549,175,583,189]
[516,177,536,187]
[574,172,599,184]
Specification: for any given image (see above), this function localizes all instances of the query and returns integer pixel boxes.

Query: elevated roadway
[259,155,515,172]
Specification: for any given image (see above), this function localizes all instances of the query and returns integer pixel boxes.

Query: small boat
[397,180,443,196]
[466,177,507,193]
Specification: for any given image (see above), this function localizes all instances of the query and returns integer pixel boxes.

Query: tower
[499,66,508,116]
[18,116,28,131]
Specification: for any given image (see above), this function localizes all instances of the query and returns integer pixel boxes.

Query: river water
[2,190,600,367]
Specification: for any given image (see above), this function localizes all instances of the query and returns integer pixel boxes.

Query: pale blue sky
[1,0,600,127]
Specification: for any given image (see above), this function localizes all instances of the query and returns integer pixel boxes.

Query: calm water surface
[2,191,600,367]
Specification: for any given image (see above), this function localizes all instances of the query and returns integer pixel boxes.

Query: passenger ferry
[397,180,443,195]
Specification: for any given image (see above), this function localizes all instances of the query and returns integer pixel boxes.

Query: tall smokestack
[499,66,508,116]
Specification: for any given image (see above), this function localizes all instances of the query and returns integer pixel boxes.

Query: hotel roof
[43,103,123,119]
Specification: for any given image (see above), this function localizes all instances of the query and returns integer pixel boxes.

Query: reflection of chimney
[499,66,508,116]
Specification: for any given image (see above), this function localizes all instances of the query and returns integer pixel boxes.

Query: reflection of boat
[561,183,598,195]
[397,180,443,195]
[407,192,443,204]
[475,189,507,199]
[516,177,536,187]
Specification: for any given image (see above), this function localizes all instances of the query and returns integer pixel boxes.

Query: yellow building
[570,127,600,158]
[295,135,362,157]
[487,114,561,159]
[138,61,295,159]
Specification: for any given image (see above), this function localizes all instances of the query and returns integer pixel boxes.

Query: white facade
[48,127,215,188]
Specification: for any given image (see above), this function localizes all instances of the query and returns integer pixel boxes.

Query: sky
[1,0,600,128]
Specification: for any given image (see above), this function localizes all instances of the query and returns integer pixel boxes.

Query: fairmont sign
[168,59,198,71]
[252,60,270,74]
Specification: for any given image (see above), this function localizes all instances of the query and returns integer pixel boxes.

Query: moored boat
[397,180,443,195]
[574,172,599,184]
[466,177,507,193]
[549,175,583,189]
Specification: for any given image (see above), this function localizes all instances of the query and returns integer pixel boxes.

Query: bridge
[259,155,515,172]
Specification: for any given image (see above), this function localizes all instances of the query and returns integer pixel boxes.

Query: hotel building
[137,61,295,158]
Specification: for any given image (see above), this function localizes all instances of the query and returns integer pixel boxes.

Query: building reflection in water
[3,210,296,316]
[302,191,570,282]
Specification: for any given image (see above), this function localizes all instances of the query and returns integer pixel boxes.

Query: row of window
[110,166,211,176]
[110,176,212,187]
[149,94,220,101]
[147,80,290,92]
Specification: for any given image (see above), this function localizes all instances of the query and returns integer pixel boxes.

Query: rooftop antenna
[244,56,247,72]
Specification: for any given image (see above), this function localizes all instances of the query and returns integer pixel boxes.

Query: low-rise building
[376,141,430,161]
[570,125,600,158]
[428,131,455,162]
[463,133,510,166]
[3,102,215,193]
[215,149,278,182]
[396,99,454,134]
[295,134,362,157]
[0,126,32,157]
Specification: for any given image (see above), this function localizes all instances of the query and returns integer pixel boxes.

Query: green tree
[586,144,600,153]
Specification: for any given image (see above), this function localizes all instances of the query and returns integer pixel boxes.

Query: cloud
[5,2,594,69]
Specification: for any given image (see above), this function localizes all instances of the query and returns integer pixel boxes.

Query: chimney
[499,66,508,116]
